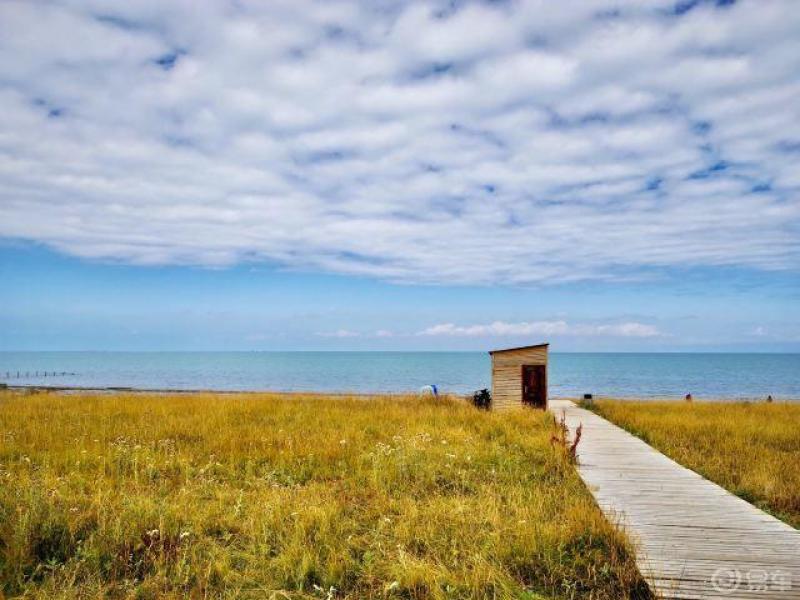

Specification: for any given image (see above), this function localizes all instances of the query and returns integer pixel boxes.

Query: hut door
[522,365,546,408]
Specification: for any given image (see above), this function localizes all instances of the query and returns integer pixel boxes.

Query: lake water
[1,352,799,400]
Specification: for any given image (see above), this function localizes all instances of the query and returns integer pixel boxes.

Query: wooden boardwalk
[549,400,800,599]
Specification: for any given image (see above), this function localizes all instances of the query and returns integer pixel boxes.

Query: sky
[0,0,798,351]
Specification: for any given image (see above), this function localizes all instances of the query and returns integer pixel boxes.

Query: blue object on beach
[419,384,438,397]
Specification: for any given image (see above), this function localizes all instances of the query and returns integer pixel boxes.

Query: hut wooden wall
[490,346,548,410]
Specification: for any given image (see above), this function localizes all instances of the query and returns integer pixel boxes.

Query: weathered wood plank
[549,400,800,599]
[491,347,547,367]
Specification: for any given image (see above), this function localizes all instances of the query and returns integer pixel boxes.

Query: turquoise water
[1,352,799,399]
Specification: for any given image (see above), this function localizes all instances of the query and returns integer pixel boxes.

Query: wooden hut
[489,343,548,410]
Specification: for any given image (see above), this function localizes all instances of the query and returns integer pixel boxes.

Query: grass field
[590,400,800,529]
[0,391,650,599]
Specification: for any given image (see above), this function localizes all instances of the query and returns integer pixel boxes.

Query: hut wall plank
[491,347,547,367]
[491,362,522,410]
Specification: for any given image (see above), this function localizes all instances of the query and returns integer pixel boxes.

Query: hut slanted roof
[488,343,549,355]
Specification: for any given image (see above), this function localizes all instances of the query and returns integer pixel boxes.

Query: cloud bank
[1,0,798,284]
[417,320,662,337]
[316,320,662,338]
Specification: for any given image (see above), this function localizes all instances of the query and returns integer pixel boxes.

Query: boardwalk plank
[549,400,800,599]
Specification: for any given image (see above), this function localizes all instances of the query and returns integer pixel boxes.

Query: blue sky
[0,0,798,351]
[2,242,797,351]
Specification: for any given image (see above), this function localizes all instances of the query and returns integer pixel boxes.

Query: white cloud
[0,0,798,284]
[317,329,360,338]
[593,322,662,338]
[418,320,662,338]
[419,320,569,337]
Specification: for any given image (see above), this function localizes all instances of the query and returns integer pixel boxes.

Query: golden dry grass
[0,391,650,599]
[590,400,800,529]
